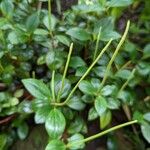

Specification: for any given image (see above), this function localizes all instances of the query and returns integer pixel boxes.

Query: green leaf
[68,133,85,150]
[43,14,57,31]
[143,112,150,122]
[34,28,49,35]
[46,140,66,150]
[79,80,96,95]
[22,78,51,100]
[34,106,50,124]
[101,31,120,41]
[17,122,29,140]
[143,44,150,59]
[26,12,39,32]
[101,85,117,96]
[141,124,150,143]
[54,77,71,99]
[115,69,132,80]
[66,27,91,41]
[0,134,7,150]
[106,0,133,7]
[88,107,99,121]
[67,96,85,111]
[45,108,66,139]
[100,110,112,129]
[46,51,64,70]
[73,4,104,13]
[69,57,86,69]
[107,98,120,110]
[0,0,14,18]
[133,111,144,124]
[56,35,70,46]
[68,117,84,134]
[95,96,108,116]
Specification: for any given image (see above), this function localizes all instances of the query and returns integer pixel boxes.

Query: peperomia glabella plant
[22,20,138,150]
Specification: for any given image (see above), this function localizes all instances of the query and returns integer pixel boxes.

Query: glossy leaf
[95,96,108,116]
[100,110,112,129]
[26,12,39,32]
[88,107,99,121]
[79,80,96,95]
[106,0,133,7]
[66,27,91,41]
[68,133,85,150]
[45,108,66,139]
[67,96,85,111]
[141,124,150,143]
[22,79,51,100]
[34,106,50,124]
[46,140,66,150]
[17,122,29,140]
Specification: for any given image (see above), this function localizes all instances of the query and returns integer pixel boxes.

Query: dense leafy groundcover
[0,0,150,149]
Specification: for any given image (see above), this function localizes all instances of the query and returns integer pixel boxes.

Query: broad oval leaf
[88,107,99,121]
[141,124,150,143]
[100,110,112,129]
[22,79,51,100]
[106,0,133,7]
[79,80,96,95]
[67,96,85,111]
[67,133,85,150]
[34,106,50,124]
[26,12,39,32]
[66,27,91,41]
[45,108,66,139]
[95,96,107,116]
[45,140,66,150]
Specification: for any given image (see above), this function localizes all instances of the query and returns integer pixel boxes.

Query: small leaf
[26,12,39,32]
[141,124,150,143]
[143,113,150,122]
[101,85,117,96]
[79,80,96,95]
[143,44,150,59]
[68,117,84,134]
[68,133,85,150]
[17,122,29,140]
[43,14,57,31]
[0,134,7,150]
[67,96,85,111]
[66,27,91,41]
[56,35,70,46]
[22,79,51,100]
[0,0,14,18]
[100,110,112,129]
[45,108,66,139]
[115,69,132,80]
[106,0,133,7]
[95,96,107,116]
[34,106,50,124]
[88,107,99,121]
[46,140,66,150]
[69,57,86,69]
[107,98,120,110]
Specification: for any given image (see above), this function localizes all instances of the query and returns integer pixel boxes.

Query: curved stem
[93,27,102,61]
[66,120,138,148]
[52,39,112,106]
[57,43,73,102]
[51,70,55,102]
[99,20,130,90]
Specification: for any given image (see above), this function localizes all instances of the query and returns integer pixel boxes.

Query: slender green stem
[66,120,138,148]
[51,70,56,102]
[48,0,53,37]
[118,68,136,96]
[57,43,73,102]
[99,20,130,90]
[93,27,102,61]
[52,39,112,106]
